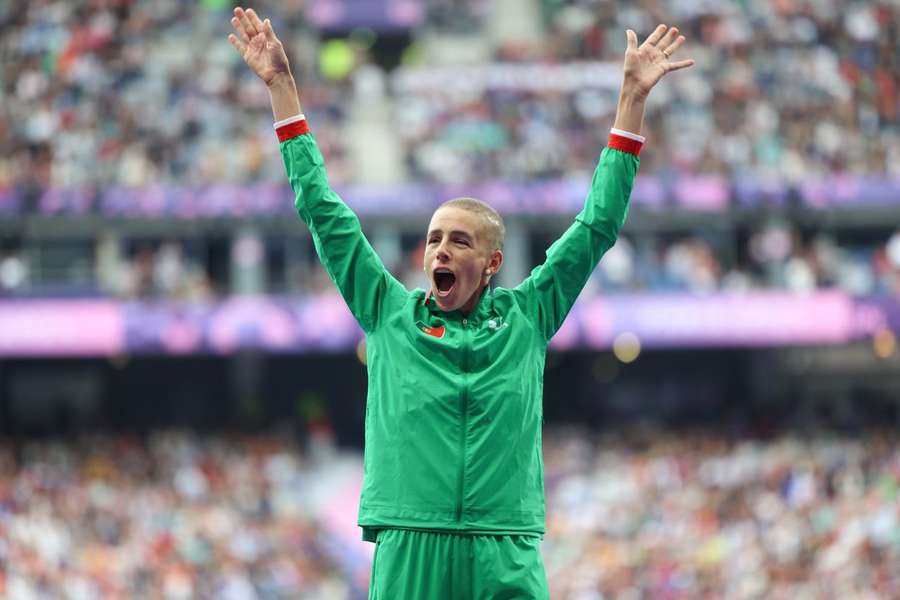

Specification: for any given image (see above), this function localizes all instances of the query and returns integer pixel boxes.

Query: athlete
[229,7,693,598]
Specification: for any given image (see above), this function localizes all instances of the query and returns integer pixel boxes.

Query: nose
[436,239,451,261]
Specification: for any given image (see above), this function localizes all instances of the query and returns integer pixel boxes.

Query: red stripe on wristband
[608,133,643,155]
[276,119,311,142]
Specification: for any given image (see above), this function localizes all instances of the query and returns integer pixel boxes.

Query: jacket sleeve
[511,131,642,341]
[278,118,405,333]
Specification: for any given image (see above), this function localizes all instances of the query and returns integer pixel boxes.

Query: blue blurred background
[1,1,899,598]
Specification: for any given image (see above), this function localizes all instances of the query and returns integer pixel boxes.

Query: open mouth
[433,268,456,297]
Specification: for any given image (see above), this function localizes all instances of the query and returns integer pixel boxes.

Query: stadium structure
[1,1,898,598]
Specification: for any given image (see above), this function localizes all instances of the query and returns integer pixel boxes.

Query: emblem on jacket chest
[486,317,509,331]
[416,320,446,339]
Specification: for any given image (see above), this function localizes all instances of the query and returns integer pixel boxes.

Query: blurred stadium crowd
[543,427,900,599]
[2,427,898,599]
[0,431,356,599]
[398,0,899,184]
[1,0,897,190]
[588,224,900,296]
[4,222,900,299]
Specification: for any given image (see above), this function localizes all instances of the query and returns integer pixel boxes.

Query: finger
[227,33,247,55]
[662,35,686,58]
[235,7,258,38]
[263,18,277,42]
[231,16,250,44]
[665,59,695,72]
[626,29,638,52]
[642,24,667,48]
[246,8,265,33]
[657,26,679,49]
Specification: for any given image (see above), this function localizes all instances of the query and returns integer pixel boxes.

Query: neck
[458,284,487,316]
[430,284,487,316]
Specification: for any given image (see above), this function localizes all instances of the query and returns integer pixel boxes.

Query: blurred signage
[306,0,423,30]
[0,292,898,357]
[391,62,621,94]
[14,176,900,218]
[0,300,124,356]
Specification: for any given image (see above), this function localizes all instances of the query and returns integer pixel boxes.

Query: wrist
[266,71,295,90]
[267,72,303,123]
[613,87,647,136]
[618,86,648,105]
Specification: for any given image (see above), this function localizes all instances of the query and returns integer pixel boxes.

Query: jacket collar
[424,286,494,323]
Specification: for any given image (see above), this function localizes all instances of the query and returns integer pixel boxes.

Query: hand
[228,7,291,86]
[622,25,694,99]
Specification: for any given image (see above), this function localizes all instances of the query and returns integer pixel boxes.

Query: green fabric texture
[280,132,638,536]
[368,529,549,600]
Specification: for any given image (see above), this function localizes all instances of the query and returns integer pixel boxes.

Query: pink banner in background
[0,300,124,356]
[0,292,894,357]
[569,291,855,349]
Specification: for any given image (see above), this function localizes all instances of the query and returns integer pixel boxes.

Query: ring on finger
[662,49,671,58]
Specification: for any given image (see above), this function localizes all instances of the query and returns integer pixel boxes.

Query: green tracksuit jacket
[278,120,640,540]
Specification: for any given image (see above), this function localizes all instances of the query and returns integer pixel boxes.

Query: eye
[454,238,470,247]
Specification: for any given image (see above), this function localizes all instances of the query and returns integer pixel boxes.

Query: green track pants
[367,529,549,599]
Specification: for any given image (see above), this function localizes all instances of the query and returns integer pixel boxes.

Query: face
[424,206,502,314]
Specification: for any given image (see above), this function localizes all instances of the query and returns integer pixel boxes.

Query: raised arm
[228,7,405,333]
[512,25,694,341]
[228,7,300,121]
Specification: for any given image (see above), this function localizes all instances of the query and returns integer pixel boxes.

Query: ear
[483,249,503,283]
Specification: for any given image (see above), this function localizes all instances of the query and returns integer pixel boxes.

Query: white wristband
[610,127,646,143]
[273,114,306,129]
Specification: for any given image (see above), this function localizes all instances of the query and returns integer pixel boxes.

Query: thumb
[626,29,638,51]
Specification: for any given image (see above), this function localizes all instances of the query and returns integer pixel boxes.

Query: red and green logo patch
[416,320,446,339]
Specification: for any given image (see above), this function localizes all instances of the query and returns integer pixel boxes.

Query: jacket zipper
[456,317,471,523]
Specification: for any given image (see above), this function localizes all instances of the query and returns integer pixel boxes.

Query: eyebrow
[427,229,474,240]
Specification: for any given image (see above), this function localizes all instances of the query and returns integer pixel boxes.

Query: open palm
[624,25,694,98]
[228,7,290,85]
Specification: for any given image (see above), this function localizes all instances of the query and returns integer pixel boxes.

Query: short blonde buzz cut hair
[437,197,505,252]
